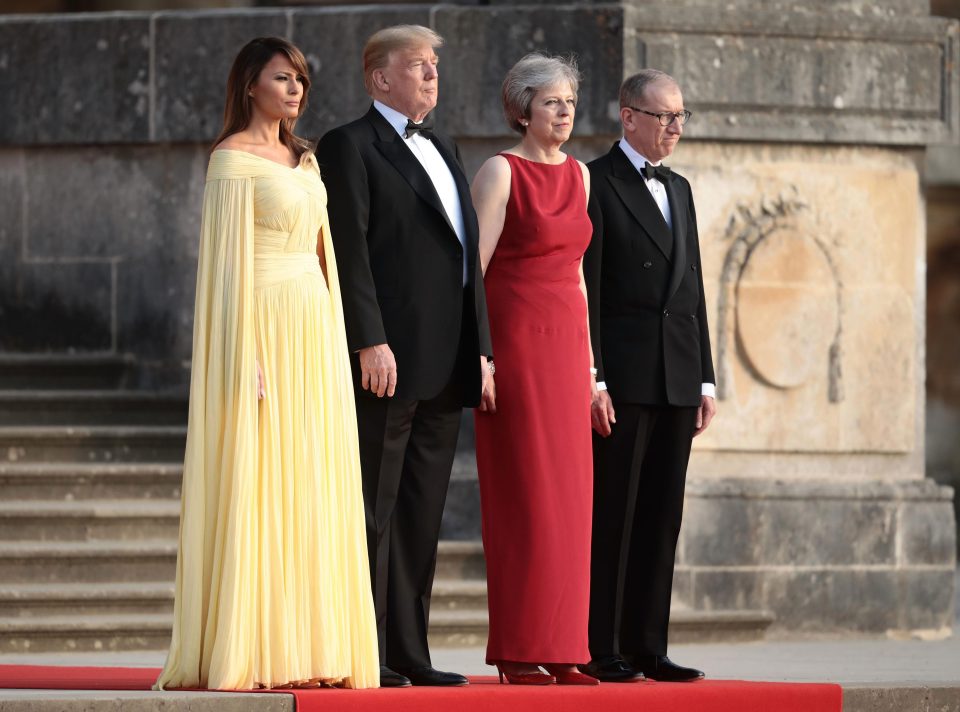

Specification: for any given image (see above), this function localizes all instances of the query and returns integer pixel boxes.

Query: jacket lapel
[663,175,688,305]
[367,107,458,237]
[607,145,674,262]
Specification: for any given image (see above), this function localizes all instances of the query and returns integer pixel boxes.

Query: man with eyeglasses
[581,70,716,683]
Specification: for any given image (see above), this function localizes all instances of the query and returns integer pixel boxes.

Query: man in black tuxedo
[582,70,716,683]
[315,25,493,688]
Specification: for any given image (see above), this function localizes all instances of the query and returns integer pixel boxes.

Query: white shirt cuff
[597,382,713,396]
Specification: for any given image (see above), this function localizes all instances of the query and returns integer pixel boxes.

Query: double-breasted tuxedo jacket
[584,142,715,658]
[585,142,714,406]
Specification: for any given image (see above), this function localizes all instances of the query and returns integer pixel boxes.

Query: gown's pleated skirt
[154,150,378,692]
[250,271,375,688]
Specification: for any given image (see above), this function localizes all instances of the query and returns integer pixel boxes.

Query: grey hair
[619,69,678,108]
[501,53,581,135]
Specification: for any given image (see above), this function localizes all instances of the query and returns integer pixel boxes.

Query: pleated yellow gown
[155,149,379,690]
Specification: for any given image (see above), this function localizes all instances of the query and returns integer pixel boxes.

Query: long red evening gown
[474,152,593,665]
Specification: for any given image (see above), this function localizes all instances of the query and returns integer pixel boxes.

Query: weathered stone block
[291,7,432,139]
[682,493,897,567]
[433,5,624,137]
[671,567,693,606]
[649,37,941,115]
[898,569,956,631]
[0,149,24,268]
[681,495,759,566]
[685,143,919,455]
[685,569,764,612]
[0,262,113,352]
[629,0,930,15]
[900,500,957,565]
[116,253,197,368]
[25,145,207,260]
[764,569,898,632]
[0,15,151,144]
[626,4,959,145]
[153,11,288,142]
[441,472,482,541]
[844,686,960,712]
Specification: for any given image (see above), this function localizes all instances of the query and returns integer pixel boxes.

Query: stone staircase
[0,353,769,654]
[0,354,490,653]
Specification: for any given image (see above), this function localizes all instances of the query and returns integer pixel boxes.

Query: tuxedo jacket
[316,106,492,406]
[585,143,714,408]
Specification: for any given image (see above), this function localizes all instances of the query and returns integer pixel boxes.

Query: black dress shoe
[379,665,412,687]
[578,656,645,683]
[627,655,704,682]
[392,666,469,687]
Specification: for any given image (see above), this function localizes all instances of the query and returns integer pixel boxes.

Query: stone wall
[0,0,957,634]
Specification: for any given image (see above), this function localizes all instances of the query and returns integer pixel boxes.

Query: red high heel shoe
[543,665,599,686]
[496,665,555,685]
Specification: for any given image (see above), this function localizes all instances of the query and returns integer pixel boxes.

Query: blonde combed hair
[362,25,444,94]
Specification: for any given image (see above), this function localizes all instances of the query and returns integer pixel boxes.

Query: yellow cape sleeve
[155,173,258,690]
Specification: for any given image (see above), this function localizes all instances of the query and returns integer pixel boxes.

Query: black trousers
[354,374,463,668]
[588,402,698,658]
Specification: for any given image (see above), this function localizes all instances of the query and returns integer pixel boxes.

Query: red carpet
[0,665,841,712]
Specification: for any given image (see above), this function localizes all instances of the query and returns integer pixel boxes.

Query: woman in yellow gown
[155,37,379,690]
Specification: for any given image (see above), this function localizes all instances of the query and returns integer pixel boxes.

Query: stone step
[668,607,775,644]
[0,500,180,541]
[0,391,187,426]
[426,605,775,648]
[0,539,484,592]
[0,540,177,584]
[0,579,487,617]
[0,354,135,390]
[430,579,487,611]
[0,693,284,711]
[428,608,489,648]
[0,579,482,621]
[0,463,183,500]
[0,583,174,618]
[0,426,187,463]
[0,609,492,654]
[0,613,173,654]
[435,540,486,579]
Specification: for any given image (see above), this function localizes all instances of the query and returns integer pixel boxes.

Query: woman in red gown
[471,53,597,686]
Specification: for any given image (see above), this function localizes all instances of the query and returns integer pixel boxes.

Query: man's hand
[694,395,716,437]
[591,388,616,437]
[479,357,496,412]
[358,343,397,398]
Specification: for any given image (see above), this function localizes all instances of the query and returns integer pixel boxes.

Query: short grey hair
[619,69,678,108]
[501,53,582,134]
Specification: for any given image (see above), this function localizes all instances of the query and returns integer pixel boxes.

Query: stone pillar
[0,0,955,634]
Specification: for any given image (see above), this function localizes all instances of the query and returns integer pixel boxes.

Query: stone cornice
[0,2,955,146]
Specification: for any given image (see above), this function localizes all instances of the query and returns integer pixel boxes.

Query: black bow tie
[641,162,671,183]
[404,117,434,140]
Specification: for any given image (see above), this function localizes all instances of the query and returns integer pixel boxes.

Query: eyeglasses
[627,107,692,126]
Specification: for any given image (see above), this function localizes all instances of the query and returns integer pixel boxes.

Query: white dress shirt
[618,137,672,231]
[373,100,467,285]
[595,139,715,400]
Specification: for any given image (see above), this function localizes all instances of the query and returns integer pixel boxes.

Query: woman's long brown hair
[213,37,312,156]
